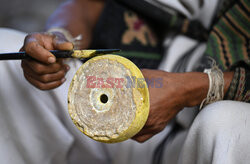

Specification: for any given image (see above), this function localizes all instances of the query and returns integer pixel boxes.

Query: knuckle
[40,74,50,83]
[37,83,47,90]
[52,64,61,72]
[25,41,37,52]
[25,33,40,41]
[56,80,63,86]
[29,33,41,39]
[34,65,44,75]
[24,33,43,50]
[58,70,66,77]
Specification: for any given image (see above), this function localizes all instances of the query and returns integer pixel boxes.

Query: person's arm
[21,0,105,90]
[46,0,105,49]
[132,70,234,142]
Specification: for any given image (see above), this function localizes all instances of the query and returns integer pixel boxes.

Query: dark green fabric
[204,0,250,102]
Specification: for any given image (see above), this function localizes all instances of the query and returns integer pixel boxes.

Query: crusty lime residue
[72,50,96,58]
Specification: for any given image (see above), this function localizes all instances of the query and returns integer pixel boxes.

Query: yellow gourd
[68,55,149,143]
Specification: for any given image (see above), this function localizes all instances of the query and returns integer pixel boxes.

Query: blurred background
[0,0,65,33]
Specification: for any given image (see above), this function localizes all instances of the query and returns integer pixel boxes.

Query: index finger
[25,41,56,64]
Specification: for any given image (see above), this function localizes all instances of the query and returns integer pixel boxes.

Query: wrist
[223,71,234,95]
[182,72,209,107]
[184,71,234,107]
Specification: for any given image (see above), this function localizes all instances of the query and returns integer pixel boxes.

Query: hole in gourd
[100,94,108,104]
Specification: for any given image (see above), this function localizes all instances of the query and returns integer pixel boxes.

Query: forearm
[46,0,105,49]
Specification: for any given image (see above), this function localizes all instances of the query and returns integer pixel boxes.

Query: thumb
[53,36,74,50]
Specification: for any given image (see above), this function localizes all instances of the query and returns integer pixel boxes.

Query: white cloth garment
[178,101,250,164]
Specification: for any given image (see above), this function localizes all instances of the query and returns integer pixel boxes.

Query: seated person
[0,0,249,163]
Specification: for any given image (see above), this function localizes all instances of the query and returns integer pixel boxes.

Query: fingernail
[48,57,56,63]
[61,78,66,83]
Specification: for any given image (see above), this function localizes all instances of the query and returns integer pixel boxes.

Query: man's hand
[132,69,211,142]
[21,32,73,90]
[20,0,106,90]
